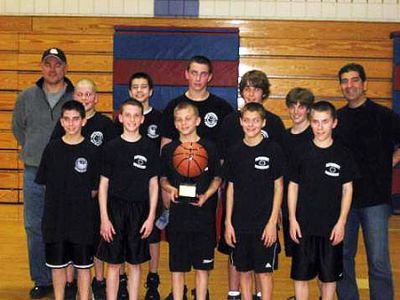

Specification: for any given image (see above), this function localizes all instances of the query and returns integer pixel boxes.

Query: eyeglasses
[75,92,95,98]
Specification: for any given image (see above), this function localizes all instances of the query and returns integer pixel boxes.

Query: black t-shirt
[160,93,233,144]
[335,99,400,208]
[115,107,162,148]
[51,112,118,147]
[160,138,221,232]
[219,110,286,159]
[35,138,100,244]
[224,138,284,233]
[101,136,159,202]
[288,141,357,237]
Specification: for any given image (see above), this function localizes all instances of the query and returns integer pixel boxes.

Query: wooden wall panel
[0,15,396,203]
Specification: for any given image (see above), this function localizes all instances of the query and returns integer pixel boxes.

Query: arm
[192,176,222,207]
[393,148,400,167]
[98,176,115,242]
[330,181,353,245]
[160,176,178,206]
[140,176,159,238]
[288,181,302,244]
[12,95,26,146]
[262,176,283,247]
[224,181,236,248]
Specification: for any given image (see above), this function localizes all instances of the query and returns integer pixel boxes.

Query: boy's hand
[224,223,236,248]
[169,187,179,203]
[261,221,277,247]
[100,219,115,243]
[289,219,302,244]
[191,193,207,207]
[140,217,154,239]
[330,221,345,246]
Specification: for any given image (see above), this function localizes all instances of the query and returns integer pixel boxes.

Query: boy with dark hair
[35,100,100,300]
[282,87,315,258]
[218,70,286,300]
[160,55,232,147]
[96,99,159,300]
[224,102,284,300]
[160,101,222,300]
[288,101,355,300]
[51,78,118,299]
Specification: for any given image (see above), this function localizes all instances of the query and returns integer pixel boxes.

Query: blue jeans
[23,165,52,286]
[336,204,393,300]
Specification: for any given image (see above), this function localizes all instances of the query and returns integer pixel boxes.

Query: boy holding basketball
[224,102,284,300]
[160,102,222,300]
[96,99,159,300]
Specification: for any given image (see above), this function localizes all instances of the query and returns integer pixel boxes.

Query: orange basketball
[172,142,208,178]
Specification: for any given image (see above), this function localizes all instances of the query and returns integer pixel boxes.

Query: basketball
[172,142,208,178]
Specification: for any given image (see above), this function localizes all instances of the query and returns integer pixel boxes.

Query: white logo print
[265,263,272,269]
[202,259,214,264]
[325,162,341,177]
[204,112,218,128]
[133,155,147,169]
[261,129,269,138]
[255,156,270,170]
[147,124,159,139]
[74,157,88,173]
[90,131,104,146]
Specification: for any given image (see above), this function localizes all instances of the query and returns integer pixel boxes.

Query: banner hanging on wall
[113,26,239,112]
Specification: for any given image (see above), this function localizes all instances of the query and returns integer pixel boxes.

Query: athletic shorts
[45,241,94,269]
[290,235,343,282]
[231,232,279,273]
[168,230,216,272]
[148,226,161,244]
[96,197,150,265]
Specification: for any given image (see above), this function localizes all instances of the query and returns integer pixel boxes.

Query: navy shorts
[168,230,216,272]
[45,241,94,269]
[96,197,150,265]
[291,235,343,282]
[231,232,279,273]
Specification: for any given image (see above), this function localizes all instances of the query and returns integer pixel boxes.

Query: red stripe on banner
[395,65,400,90]
[113,59,238,87]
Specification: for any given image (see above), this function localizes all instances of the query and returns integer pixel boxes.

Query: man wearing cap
[12,48,74,299]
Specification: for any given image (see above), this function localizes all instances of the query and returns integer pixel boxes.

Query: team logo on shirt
[204,112,218,128]
[90,131,104,147]
[325,162,340,177]
[261,129,269,138]
[133,155,147,169]
[254,156,270,170]
[74,157,88,173]
[147,124,159,139]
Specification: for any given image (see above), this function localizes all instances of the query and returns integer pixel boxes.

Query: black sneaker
[164,285,188,300]
[29,285,53,299]
[92,278,106,300]
[191,288,210,300]
[64,281,77,300]
[227,294,241,300]
[144,272,160,300]
[118,274,128,300]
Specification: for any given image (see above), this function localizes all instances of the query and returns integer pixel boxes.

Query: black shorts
[291,235,343,282]
[148,226,161,244]
[231,232,278,273]
[96,197,150,265]
[45,241,94,269]
[168,230,216,272]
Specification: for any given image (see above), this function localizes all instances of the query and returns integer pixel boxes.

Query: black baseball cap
[41,48,67,64]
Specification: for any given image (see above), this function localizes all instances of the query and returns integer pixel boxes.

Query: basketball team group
[12,48,400,300]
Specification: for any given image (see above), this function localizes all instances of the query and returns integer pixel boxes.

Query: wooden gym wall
[0,16,398,204]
